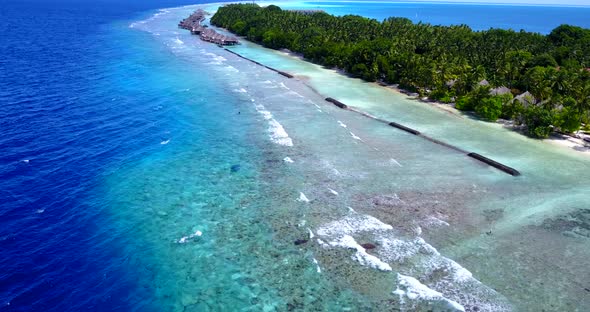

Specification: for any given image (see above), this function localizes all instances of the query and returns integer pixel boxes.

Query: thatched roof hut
[514,91,536,107]
[490,86,511,96]
[478,79,490,87]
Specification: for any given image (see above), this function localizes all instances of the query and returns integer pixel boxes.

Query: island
[209,3,590,140]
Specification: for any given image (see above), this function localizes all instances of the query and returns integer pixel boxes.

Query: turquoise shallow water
[115,4,590,310]
[3,1,590,311]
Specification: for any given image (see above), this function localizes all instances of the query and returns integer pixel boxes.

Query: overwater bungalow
[178,9,206,30]
[190,25,206,35]
[179,10,239,46]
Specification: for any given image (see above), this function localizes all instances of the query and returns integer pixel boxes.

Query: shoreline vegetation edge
[207,3,590,156]
[221,41,523,175]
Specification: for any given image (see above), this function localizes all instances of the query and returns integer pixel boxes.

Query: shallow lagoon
[114,2,590,311]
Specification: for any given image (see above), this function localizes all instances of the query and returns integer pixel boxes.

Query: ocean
[1,0,589,311]
[299,1,590,34]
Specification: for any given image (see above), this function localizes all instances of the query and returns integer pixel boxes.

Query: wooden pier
[179,10,238,46]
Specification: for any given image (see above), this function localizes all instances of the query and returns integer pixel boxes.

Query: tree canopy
[212,4,590,138]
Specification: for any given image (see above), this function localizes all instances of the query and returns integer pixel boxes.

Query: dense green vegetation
[211,4,590,138]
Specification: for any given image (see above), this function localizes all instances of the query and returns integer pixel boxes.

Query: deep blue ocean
[1,0,589,311]
[0,0,234,310]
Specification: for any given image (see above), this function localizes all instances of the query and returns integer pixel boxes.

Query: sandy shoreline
[198,1,590,159]
[271,49,590,157]
[397,89,590,156]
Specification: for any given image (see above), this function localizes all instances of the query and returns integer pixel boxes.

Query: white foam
[129,8,170,29]
[177,230,203,244]
[21,159,30,163]
[337,121,347,128]
[36,209,45,214]
[328,188,339,196]
[259,110,273,120]
[174,37,184,45]
[317,212,393,237]
[224,65,239,72]
[378,234,475,286]
[393,274,465,312]
[350,132,362,141]
[312,258,322,273]
[160,139,170,145]
[320,160,342,176]
[313,209,503,309]
[317,211,470,274]
[254,104,294,146]
[390,158,403,167]
[268,119,294,146]
[283,157,294,163]
[279,82,289,90]
[284,90,304,98]
[235,88,248,93]
[422,216,450,227]
[204,53,227,65]
[414,226,423,236]
[378,236,440,263]
[317,239,329,247]
[308,228,315,239]
[448,260,473,282]
[329,235,392,271]
[421,256,473,283]
[297,192,310,203]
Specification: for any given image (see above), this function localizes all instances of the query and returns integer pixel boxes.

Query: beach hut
[478,79,490,87]
[514,91,536,107]
[490,86,511,96]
